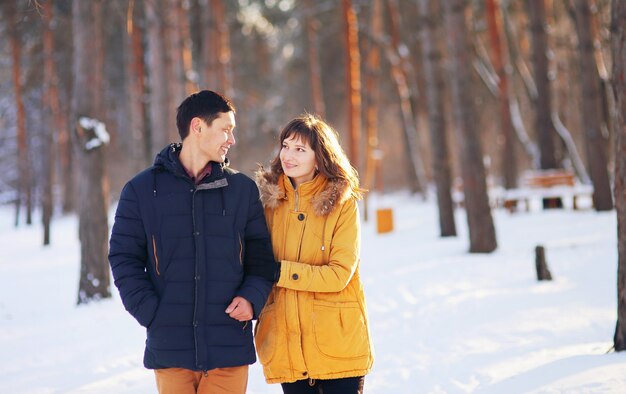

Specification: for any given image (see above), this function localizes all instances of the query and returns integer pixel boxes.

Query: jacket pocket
[151,235,161,276]
[312,300,369,360]
[147,296,163,329]
[254,303,277,364]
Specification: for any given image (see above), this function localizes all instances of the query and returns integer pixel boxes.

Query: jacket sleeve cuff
[276,260,310,290]
[237,277,272,319]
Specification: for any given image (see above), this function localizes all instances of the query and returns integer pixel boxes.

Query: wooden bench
[501,170,593,212]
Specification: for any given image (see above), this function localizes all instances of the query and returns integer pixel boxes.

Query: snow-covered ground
[1,193,624,393]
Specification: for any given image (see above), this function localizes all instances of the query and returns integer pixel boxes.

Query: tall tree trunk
[216,0,233,97]
[574,0,613,211]
[93,0,105,118]
[57,80,74,214]
[166,0,187,110]
[42,0,57,245]
[72,0,111,304]
[443,0,497,253]
[386,0,426,195]
[486,0,517,189]
[611,0,626,351]
[528,0,558,170]
[7,1,32,227]
[179,0,197,94]
[417,0,456,237]
[161,0,178,144]
[51,2,75,215]
[305,0,326,118]
[587,6,613,171]
[189,0,203,79]
[342,0,362,172]
[202,0,219,89]
[362,0,383,221]
[146,0,171,153]
[59,114,74,215]
[126,0,150,170]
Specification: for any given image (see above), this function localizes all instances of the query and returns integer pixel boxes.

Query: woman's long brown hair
[268,114,364,200]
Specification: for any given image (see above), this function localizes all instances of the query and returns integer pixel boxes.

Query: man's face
[195,111,236,163]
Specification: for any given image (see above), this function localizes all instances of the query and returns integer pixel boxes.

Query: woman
[251,114,374,393]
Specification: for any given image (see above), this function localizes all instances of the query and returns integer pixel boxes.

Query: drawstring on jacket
[320,215,329,252]
[152,169,158,197]
[220,187,226,216]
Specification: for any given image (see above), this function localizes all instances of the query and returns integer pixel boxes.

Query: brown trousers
[154,365,248,394]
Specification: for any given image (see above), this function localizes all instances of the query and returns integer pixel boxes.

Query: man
[109,90,275,393]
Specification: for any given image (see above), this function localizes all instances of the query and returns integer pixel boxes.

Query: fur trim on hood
[255,169,351,216]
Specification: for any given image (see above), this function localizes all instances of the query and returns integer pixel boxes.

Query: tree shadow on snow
[478,353,626,393]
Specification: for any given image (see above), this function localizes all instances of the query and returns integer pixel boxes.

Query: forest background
[1,0,626,352]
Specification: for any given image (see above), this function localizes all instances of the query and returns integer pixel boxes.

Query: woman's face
[280,134,317,188]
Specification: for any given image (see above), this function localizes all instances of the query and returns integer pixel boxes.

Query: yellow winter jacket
[254,172,374,384]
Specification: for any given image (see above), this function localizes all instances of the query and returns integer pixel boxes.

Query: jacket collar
[256,169,351,216]
[153,143,230,182]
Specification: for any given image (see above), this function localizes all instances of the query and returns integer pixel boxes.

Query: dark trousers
[281,376,364,394]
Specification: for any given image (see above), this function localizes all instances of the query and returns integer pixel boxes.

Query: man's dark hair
[176,90,236,140]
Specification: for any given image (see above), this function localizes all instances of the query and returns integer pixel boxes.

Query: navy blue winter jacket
[109,144,275,371]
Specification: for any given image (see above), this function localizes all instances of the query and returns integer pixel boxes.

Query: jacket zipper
[290,189,303,374]
[151,235,160,275]
[191,187,200,369]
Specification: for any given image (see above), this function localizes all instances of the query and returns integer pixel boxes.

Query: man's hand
[225,296,253,321]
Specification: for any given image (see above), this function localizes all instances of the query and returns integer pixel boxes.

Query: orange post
[376,208,394,233]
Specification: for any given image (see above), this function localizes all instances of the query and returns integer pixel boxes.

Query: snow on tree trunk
[552,111,591,184]
[72,0,111,304]
[501,5,541,168]
[611,0,626,351]
[574,0,614,211]
[417,0,456,237]
[510,95,540,168]
[443,0,497,253]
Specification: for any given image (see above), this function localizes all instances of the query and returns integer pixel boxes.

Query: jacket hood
[153,143,185,175]
[255,168,351,216]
